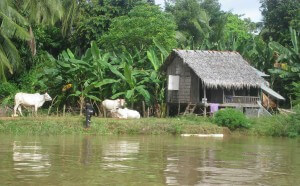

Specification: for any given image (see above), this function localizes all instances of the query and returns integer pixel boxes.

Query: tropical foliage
[101,4,177,52]
[0,0,299,117]
[268,28,300,104]
[0,0,31,81]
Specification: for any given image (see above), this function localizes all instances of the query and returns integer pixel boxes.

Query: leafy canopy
[70,0,146,53]
[260,0,300,44]
[100,4,177,52]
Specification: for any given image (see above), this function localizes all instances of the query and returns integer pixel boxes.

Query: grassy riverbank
[1,112,299,137]
[0,116,225,135]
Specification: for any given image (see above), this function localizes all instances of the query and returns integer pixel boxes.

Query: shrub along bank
[213,107,300,138]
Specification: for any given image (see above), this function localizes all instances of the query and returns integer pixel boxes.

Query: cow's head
[118,99,126,108]
[44,93,52,101]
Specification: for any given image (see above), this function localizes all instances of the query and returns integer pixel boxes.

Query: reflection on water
[102,140,139,172]
[80,136,92,165]
[0,135,299,185]
[13,141,51,179]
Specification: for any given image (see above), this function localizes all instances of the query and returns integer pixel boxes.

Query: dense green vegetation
[0,0,299,136]
[249,106,300,138]
[213,108,250,130]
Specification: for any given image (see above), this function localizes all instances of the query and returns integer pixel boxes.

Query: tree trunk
[79,96,84,116]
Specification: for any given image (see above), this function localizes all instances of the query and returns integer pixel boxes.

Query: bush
[213,108,249,130]
[249,106,300,138]
[249,115,290,137]
[0,82,18,106]
[288,105,300,137]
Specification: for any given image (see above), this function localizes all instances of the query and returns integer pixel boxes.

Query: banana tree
[44,41,118,115]
[269,28,300,103]
[292,82,300,106]
[146,40,169,117]
[111,62,150,108]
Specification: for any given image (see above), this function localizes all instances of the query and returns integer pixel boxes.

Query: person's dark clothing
[85,103,94,128]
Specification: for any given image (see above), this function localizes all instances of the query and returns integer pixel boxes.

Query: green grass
[0,116,224,135]
[249,114,300,138]
[3,112,298,137]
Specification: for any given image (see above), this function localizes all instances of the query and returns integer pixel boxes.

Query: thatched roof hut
[163,49,268,89]
[163,49,284,116]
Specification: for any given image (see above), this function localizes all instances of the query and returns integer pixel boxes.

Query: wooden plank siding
[167,57,192,103]
[190,70,199,103]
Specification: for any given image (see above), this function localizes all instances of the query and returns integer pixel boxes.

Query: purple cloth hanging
[210,103,219,113]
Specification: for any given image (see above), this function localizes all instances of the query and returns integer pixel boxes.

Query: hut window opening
[168,75,180,90]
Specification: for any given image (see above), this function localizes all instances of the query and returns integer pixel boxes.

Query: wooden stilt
[203,84,207,117]
[178,101,181,115]
[167,103,170,117]
[222,89,224,103]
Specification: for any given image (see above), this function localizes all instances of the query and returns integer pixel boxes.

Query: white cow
[101,99,126,117]
[113,108,141,119]
[13,92,52,117]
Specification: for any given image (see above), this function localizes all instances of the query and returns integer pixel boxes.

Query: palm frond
[23,0,63,25]
[0,12,31,40]
[62,0,78,37]
[0,48,12,74]
[1,33,21,69]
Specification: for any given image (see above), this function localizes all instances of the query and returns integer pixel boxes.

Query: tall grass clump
[213,108,250,130]
[250,105,300,137]
[285,105,300,137]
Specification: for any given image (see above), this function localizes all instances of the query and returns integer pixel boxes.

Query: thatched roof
[163,49,268,89]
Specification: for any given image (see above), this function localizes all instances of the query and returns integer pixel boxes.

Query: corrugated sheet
[261,84,285,100]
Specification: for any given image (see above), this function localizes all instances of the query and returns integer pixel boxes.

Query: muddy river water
[0,135,299,185]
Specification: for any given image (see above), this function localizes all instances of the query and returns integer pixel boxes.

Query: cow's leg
[18,105,23,116]
[34,105,38,117]
[13,103,19,117]
[103,108,106,118]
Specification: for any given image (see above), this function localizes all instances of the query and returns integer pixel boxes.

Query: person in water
[85,103,94,128]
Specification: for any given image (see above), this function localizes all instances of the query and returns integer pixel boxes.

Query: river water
[0,134,299,185]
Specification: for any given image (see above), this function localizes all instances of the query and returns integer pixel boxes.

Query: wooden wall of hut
[190,70,199,103]
[167,57,192,103]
